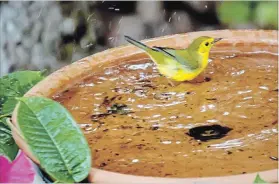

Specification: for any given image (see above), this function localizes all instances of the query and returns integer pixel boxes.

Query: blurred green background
[0,1,278,76]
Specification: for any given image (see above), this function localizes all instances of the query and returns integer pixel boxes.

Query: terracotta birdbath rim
[12,29,278,184]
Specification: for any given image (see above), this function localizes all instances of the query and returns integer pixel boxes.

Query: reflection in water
[55,52,278,178]
[210,127,278,149]
[210,138,243,149]
[161,140,172,144]
[131,159,139,163]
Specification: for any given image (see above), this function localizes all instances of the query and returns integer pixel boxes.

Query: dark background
[0,1,277,76]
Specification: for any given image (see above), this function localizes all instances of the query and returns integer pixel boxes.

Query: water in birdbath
[54,51,278,178]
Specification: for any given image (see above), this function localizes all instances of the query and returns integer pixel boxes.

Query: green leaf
[254,2,278,28]
[0,119,19,161]
[0,71,45,115]
[16,97,91,183]
[217,1,251,26]
[254,173,267,184]
[0,71,44,161]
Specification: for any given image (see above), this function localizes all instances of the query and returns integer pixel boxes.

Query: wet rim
[11,30,278,183]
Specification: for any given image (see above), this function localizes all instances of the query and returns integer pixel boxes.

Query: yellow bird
[124,35,222,83]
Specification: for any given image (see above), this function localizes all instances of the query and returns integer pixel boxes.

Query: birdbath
[12,30,278,183]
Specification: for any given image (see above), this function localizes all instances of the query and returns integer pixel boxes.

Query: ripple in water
[55,52,278,178]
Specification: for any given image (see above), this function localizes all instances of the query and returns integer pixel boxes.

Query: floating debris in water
[205,98,217,101]
[204,77,211,82]
[101,95,120,107]
[91,113,111,121]
[100,162,107,167]
[91,102,133,121]
[154,92,173,100]
[150,126,159,131]
[186,124,232,142]
[108,103,133,115]
[227,151,233,155]
[269,156,278,161]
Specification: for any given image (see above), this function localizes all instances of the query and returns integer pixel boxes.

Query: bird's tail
[124,35,152,52]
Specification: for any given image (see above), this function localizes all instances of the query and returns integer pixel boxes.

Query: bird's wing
[153,47,199,70]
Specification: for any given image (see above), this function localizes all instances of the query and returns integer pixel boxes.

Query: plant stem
[41,69,48,76]
[5,118,25,140]
[0,113,11,119]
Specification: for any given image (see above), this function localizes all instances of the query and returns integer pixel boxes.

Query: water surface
[55,52,278,177]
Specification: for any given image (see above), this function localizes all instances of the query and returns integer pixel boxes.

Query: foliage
[217,1,277,29]
[0,71,45,115]
[0,71,45,161]
[254,2,278,28]
[15,97,91,183]
[217,1,251,26]
[253,173,267,184]
[0,119,18,161]
[0,70,91,182]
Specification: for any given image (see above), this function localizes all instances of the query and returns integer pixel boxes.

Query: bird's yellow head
[188,36,222,54]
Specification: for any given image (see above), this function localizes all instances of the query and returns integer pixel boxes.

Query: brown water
[54,52,278,178]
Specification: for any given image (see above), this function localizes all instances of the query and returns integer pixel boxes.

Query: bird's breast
[199,53,209,70]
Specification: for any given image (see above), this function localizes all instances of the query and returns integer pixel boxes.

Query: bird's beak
[213,38,222,44]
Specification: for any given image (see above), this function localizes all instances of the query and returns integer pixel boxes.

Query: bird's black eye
[205,42,209,46]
